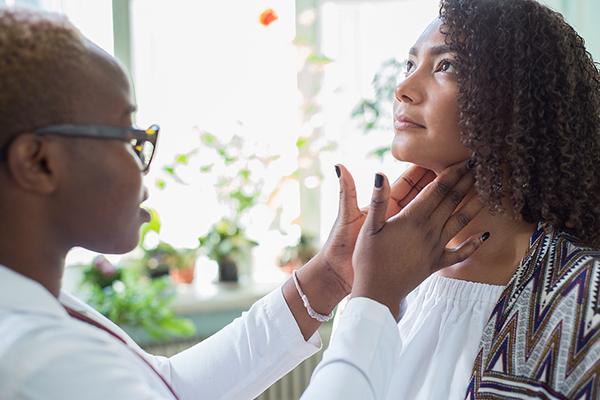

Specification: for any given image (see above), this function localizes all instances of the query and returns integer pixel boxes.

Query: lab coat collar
[0,264,69,319]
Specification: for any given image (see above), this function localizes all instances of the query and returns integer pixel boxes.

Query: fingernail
[335,165,341,178]
[467,160,475,170]
[375,173,383,188]
[482,232,490,242]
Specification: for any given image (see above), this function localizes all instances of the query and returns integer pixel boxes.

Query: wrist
[292,270,334,322]
[296,254,350,315]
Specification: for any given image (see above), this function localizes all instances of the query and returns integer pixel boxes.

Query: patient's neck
[437,201,537,286]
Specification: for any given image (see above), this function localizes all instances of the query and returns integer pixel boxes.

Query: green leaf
[176,155,188,164]
[139,208,161,247]
[296,138,308,149]
[147,209,161,233]
[239,169,251,181]
[351,101,366,118]
[307,54,332,65]
[82,268,196,341]
[164,166,175,176]
[201,133,215,144]
[321,143,336,152]
[371,146,391,160]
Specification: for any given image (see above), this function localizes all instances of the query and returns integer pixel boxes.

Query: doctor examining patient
[1,0,600,399]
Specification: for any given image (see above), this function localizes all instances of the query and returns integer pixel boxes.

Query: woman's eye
[439,60,456,73]
[404,60,415,76]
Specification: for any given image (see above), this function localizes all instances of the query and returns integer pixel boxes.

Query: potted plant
[198,218,258,282]
[79,256,196,341]
[136,208,198,284]
[141,242,198,284]
[159,130,294,283]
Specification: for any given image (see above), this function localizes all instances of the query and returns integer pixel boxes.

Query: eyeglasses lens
[140,141,154,168]
[130,140,153,169]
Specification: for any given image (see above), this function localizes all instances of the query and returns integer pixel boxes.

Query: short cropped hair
[440,0,600,246]
[0,7,91,148]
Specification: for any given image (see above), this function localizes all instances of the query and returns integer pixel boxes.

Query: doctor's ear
[4,134,61,194]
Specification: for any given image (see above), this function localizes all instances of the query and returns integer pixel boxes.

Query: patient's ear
[5,134,60,194]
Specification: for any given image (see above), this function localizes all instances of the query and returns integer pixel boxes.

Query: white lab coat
[0,265,400,400]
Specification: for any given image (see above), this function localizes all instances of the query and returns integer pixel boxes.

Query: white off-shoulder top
[332,273,505,400]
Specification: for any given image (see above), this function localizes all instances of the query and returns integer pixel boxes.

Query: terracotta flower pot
[169,264,195,284]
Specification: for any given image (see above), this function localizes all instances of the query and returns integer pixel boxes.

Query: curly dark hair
[439,0,600,246]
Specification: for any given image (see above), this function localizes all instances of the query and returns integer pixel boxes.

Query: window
[6,0,597,281]
[0,0,114,54]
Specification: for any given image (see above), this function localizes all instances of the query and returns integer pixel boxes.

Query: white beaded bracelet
[292,270,334,322]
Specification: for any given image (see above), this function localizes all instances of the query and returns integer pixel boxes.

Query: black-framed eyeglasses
[0,124,159,173]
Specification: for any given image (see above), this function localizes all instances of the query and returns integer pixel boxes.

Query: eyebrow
[409,44,454,57]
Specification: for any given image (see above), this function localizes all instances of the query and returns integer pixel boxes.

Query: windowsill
[172,276,287,314]
[63,263,291,345]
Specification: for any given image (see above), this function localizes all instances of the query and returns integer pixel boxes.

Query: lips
[139,188,151,223]
[140,206,152,223]
[394,114,425,130]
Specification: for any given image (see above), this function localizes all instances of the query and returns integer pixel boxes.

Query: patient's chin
[398,156,470,175]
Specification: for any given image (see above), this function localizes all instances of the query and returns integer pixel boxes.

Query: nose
[394,74,423,104]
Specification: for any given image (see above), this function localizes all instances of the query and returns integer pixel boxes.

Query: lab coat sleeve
[300,297,402,400]
[168,287,321,400]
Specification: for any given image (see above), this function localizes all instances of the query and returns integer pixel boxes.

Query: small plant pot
[169,264,195,284]
[218,258,238,282]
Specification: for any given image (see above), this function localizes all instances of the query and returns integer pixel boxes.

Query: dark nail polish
[482,232,490,242]
[467,160,475,169]
[335,165,341,178]
[375,173,383,188]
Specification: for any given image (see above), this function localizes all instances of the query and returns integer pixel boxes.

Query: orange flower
[260,8,278,26]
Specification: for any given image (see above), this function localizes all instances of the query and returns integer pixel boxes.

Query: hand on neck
[438,197,537,286]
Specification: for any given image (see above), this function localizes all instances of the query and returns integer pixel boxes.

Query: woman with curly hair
[332,0,600,398]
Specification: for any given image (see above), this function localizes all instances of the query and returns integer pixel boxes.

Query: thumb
[335,164,360,217]
[363,173,390,235]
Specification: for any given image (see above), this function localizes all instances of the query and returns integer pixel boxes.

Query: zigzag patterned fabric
[466,223,600,399]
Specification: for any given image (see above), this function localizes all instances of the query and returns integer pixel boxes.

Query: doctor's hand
[351,161,488,320]
[315,164,438,299]
[284,164,437,340]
